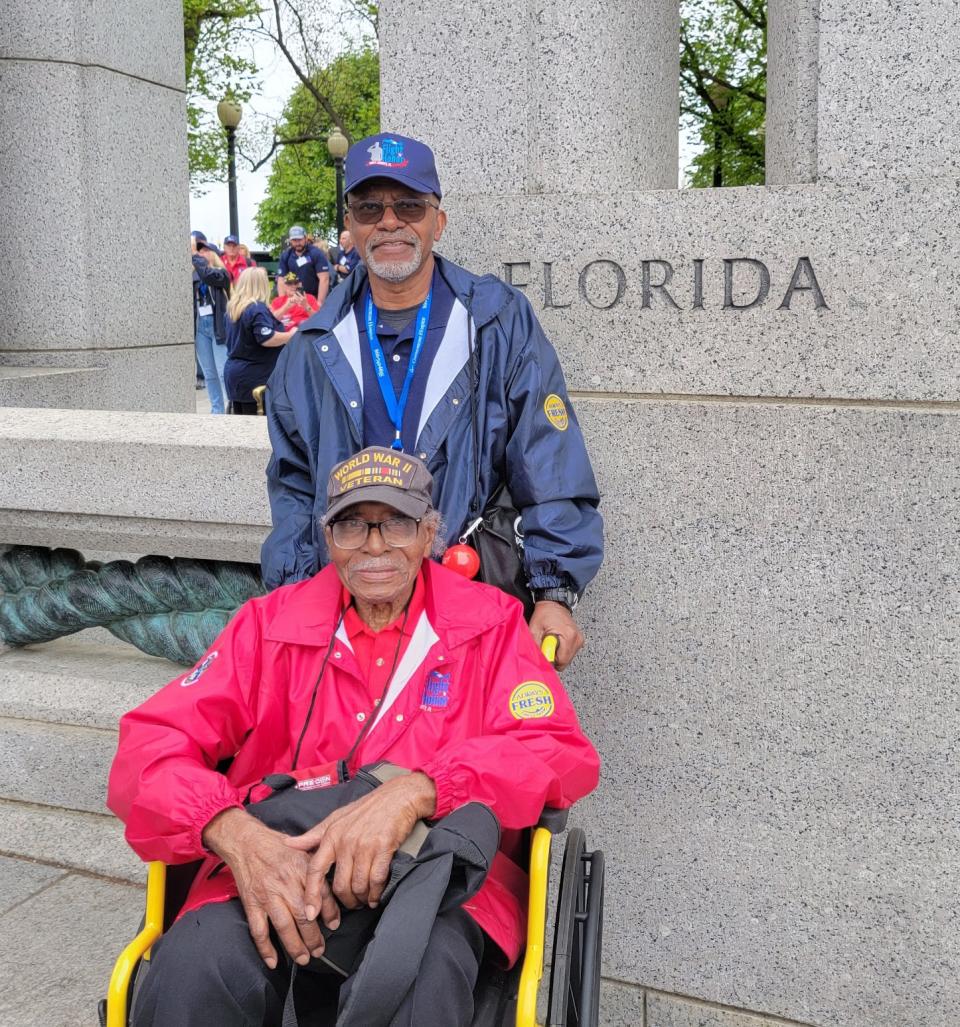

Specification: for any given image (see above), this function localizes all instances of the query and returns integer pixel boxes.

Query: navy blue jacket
[192,254,230,344]
[261,254,603,594]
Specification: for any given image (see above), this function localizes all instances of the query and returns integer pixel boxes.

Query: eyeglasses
[329,515,421,549]
[347,198,440,225]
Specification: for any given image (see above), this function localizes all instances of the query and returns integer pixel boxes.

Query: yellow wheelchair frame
[103,636,604,1027]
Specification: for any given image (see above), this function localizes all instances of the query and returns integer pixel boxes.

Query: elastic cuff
[417,761,466,820]
[190,793,244,855]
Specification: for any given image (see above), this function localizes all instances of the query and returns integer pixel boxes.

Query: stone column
[0,0,193,412]
[766,0,819,185]
[768,0,960,186]
[379,0,679,196]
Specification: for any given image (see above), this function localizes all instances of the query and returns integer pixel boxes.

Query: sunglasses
[347,198,440,225]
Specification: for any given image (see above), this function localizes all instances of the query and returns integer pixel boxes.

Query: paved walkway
[0,854,144,1027]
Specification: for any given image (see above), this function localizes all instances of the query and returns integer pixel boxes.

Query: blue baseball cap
[224,233,239,244]
[344,133,442,199]
[191,230,207,243]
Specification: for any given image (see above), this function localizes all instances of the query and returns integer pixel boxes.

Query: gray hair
[425,510,447,559]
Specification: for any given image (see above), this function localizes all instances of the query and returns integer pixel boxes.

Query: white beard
[364,236,424,282]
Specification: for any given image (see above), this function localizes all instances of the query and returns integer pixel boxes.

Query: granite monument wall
[382,1,960,1024]
[0,0,194,412]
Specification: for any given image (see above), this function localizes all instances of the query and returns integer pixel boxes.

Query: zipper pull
[458,517,484,544]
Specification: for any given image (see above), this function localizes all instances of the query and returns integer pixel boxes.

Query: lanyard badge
[365,289,433,450]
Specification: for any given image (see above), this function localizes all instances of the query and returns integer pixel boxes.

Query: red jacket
[223,252,256,282]
[107,561,599,964]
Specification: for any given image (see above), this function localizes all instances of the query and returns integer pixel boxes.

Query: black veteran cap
[324,447,434,524]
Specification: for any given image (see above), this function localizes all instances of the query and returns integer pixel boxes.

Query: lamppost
[327,127,349,237]
[707,84,731,188]
[217,97,243,239]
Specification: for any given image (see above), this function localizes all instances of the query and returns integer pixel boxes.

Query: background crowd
[191,227,359,415]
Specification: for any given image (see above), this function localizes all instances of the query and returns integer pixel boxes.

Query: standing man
[277,225,330,303]
[262,133,602,668]
[222,233,255,282]
[334,229,361,281]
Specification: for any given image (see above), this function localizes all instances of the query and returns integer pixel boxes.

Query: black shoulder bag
[463,314,536,620]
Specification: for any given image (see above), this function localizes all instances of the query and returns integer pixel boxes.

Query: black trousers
[131,898,484,1027]
[228,400,260,415]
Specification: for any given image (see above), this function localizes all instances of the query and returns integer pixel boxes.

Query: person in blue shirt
[277,226,330,302]
[334,229,361,281]
[262,133,603,669]
[224,268,297,415]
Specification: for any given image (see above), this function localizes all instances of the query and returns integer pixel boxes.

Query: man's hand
[528,601,584,670]
[202,807,336,970]
[284,773,436,916]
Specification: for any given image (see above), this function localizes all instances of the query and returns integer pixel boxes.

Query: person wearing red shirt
[222,234,257,283]
[108,447,599,1027]
[271,270,320,330]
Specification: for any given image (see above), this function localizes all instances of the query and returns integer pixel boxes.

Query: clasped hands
[201,772,436,970]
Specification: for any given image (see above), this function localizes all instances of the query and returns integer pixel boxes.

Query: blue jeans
[194,314,228,414]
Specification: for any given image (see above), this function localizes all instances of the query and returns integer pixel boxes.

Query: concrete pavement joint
[0,867,70,920]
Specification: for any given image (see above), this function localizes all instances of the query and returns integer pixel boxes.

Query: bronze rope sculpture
[0,546,265,666]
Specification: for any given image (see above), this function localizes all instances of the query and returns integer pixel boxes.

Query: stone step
[0,634,178,730]
[0,715,117,814]
[0,637,184,886]
[0,799,144,883]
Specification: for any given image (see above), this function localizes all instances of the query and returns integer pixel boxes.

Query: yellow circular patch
[509,681,555,720]
[543,394,569,431]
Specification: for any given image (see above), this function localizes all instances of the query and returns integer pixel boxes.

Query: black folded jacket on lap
[244,761,500,1027]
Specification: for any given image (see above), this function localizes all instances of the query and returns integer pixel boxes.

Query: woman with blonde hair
[191,232,232,414]
[224,267,297,414]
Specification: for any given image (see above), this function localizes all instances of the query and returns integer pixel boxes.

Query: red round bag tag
[442,544,480,579]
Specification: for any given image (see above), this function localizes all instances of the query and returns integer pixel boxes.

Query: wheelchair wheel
[547,829,605,1027]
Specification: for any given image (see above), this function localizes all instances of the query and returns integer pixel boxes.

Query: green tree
[254,47,379,250]
[681,0,766,187]
[183,0,260,187]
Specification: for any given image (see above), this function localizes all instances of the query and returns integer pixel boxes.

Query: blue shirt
[278,244,330,298]
[224,301,286,403]
[355,266,456,452]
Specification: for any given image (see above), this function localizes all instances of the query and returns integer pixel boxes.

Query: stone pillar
[0,0,193,412]
[379,0,679,196]
[766,0,819,185]
[769,0,960,186]
[377,1,960,1026]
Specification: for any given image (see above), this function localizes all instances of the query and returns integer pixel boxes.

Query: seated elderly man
[108,446,599,1027]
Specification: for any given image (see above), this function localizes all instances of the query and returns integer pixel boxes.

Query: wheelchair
[100,642,605,1027]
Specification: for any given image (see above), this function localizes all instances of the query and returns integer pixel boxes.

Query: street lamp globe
[217,98,243,130]
[327,127,349,161]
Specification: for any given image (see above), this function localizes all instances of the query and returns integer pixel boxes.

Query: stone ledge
[0,408,271,559]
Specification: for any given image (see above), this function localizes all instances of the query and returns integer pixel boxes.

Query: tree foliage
[183,0,260,187]
[253,47,380,249]
[681,0,766,188]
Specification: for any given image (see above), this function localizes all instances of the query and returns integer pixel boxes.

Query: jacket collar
[263,560,511,650]
[296,253,515,336]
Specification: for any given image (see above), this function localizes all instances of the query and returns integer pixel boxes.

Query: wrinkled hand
[285,773,436,916]
[528,601,584,670]
[202,807,336,970]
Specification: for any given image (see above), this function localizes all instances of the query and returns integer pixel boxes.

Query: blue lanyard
[365,289,433,450]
